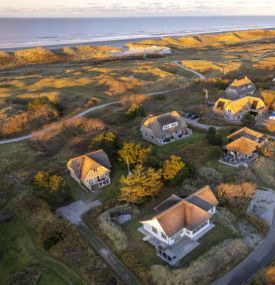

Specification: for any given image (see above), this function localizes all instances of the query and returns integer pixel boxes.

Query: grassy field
[153,131,205,158]
[0,218,84,285]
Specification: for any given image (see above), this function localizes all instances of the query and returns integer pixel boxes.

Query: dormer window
[162,121,178,131]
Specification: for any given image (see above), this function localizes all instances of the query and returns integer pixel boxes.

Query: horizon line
[1,15,275,19]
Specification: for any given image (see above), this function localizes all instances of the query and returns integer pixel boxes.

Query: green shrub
[206,127,223,145]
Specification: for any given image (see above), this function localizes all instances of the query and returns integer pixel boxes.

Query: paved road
[0,134,32,145]
[184,118,221,131]
[212,209,275,285]
[57,200,142,285]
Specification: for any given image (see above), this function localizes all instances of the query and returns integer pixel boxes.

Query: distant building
[269,111,275,121]
[140,111,192,145]
[138,186,218,265]
[221,127,268,167]
[67,150,111,192]
[213,96,266,121]
[225,76,256,98]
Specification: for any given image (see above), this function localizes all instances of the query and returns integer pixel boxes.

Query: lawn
[153,131,205,158]
[0,218,84,285]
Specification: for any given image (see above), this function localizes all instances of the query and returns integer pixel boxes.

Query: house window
[161,232,167,239]
[152,226,158,234]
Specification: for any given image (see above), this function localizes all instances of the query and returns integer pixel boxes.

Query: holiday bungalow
[140,111,192,145]
[67,150,111,192]
[225,76,256,98]
[213,96,266,121]
[138,186,218,264]
[221,127,268,167]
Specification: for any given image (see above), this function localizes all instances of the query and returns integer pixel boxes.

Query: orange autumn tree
[162,155,186,181]
[118,142,152,167]
[120,165,163,204]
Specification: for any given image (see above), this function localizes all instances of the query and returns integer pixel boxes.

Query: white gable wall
[142,218,174,245]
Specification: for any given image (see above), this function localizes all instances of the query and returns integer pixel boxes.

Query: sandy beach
[2,26,275,52]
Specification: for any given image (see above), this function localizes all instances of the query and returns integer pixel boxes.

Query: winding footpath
[0,66,205,146]
[57,200,142,285]
[212,209,275,285]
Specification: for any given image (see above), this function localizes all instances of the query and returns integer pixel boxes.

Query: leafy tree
[242,113,256,126]
[48,175,66,192]
[206,127,222,145]
[90,131,119,153]
[34,171,50,189]
[34,171,66,193]
[118,142,152,167]
[162,155,186,181]
[125,103,145,118]
[120,165,163,204]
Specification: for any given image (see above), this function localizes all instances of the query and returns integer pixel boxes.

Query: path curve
[57,200,142,285]
[173,60,207,80]
[0,68,198,145]
[212,209,275,285]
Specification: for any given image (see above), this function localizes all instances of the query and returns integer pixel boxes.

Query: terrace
[138,223,215,265]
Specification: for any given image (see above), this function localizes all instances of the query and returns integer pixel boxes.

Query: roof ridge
[186,185,211,200]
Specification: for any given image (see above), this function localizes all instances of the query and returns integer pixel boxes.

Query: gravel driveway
[56,200,101,225]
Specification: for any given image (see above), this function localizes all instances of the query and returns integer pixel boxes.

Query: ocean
[0,16,275,50]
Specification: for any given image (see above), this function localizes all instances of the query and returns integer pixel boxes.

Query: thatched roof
[225,137,259,155]
[142,111,188,137]
[230,76,253,87]
[67,150,111,180]
[141,186,218,237]
[227,127,264,141]
[156,200,211,236]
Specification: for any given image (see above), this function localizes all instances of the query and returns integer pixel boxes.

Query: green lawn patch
[154,131,205,158]
[0,218,84,285]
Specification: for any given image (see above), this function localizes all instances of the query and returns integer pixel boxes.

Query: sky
[0,0,274,17]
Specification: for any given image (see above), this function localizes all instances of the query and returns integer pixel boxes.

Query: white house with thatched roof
[140,111,192,145]
[138,186,218,264]
[67,150,111,192]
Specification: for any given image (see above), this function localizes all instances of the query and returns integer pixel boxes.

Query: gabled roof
[67,150,111,180]
[142,111,188,137]
[230,76,253,87]
[224,96,265,114]
[141,186,218,237]
[155,200,211,236]
[213,98,232,113]
[227,127,264,140]
[186,185,219,211]
[225,137,259,155]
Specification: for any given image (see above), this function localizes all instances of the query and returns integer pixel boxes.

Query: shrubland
[30,117,105,155]
[11,193,119,284]
[151,239,248,285]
